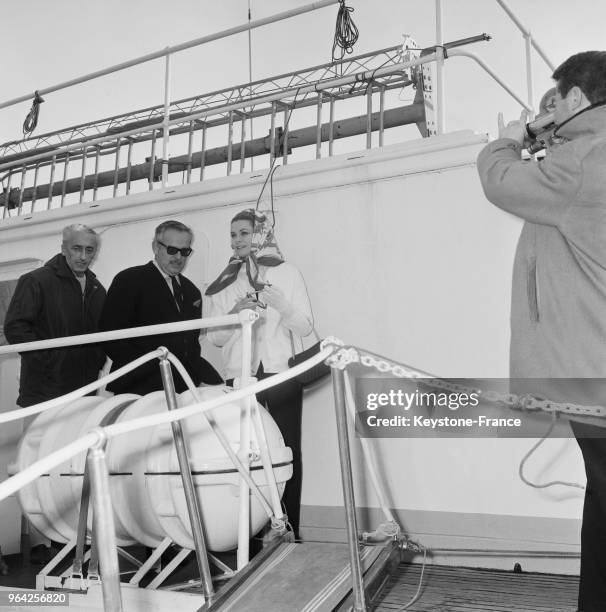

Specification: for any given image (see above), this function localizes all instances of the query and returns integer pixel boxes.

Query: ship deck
[376,563,578,612]
[0,550,579,611]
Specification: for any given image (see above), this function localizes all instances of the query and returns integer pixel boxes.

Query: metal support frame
[331,368,366,612]
[158,354,214,605]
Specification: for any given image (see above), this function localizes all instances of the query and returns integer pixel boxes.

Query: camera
[524,112,557,154]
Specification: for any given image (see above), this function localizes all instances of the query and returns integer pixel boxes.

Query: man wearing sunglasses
[100,219,222,395]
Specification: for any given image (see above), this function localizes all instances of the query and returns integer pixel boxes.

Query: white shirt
[206,262,313,379]
[152,259,180,295]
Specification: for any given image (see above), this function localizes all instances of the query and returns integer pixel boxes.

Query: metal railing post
[524,32,535,120]
[435,0,445,134]
[237,316,254,569]
[87,437,123,612]
[331,367,366,612]
[158,353,214,604]
[162,50,171,188]
[2,171,12,219]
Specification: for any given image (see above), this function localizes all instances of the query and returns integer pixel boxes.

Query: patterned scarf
[205,209,284,296]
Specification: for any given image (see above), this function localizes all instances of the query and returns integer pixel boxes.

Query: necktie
[171,275,184,312]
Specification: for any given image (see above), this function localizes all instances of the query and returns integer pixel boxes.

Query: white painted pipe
[162,51,171,188]
[435,0,445,135]
[237,318,254,568]
[0,312,252,355]
[494,0,555,70]
[447,49,533,111]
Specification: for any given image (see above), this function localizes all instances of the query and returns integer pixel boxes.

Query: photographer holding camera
[477,50,606,612]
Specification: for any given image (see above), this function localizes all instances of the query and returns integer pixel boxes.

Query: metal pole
[162,51,171,188]
[240,112,247,173]
[316,92,323,159]
[78,147,87,203]
[328,95,335,156]
[435,0,445,134]
[495,0,555,70]
[366,87,372,149]
[125,140,133,194]
[379,86,385,147]
[227,111,234,176]
[60,153,70,206]
[0,0,338,111]
[524,33,535,120]
[17,166,26,215]
[31,163,39,209]
[186,120,194,183]
[248,0,255,172]
[158,355,214,604]
[2,171,12,219]
[200,123,207,180]
[331,368,366,612]
[237,318,254,569]
[112,138,121,197]
[92,147,100,201]
[47,157,55,209]
[87,440,123,612]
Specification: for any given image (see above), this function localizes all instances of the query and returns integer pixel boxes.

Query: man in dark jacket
[4,224,106,407]
[100,220,222,394]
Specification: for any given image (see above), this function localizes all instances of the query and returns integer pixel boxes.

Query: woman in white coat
[206,208,313,539]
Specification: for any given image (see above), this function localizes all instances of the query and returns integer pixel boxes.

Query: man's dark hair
[552,51,606,104]
[154,220,193,242]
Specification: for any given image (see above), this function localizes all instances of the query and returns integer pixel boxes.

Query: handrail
[0,311,253,355]
[0,0,338,112]
[495,0,555,71]
[448,50,533,111]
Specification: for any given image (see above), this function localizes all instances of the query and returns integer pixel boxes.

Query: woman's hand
[261,285,290,313]
[229,295,259,314]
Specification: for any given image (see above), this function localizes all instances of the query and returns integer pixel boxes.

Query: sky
[1,0,606,147]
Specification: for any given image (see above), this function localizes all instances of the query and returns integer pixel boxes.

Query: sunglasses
[157,240,193,257]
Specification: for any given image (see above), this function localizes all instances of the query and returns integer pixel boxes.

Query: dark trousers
[228,363,303,539]
[571,420,606,612]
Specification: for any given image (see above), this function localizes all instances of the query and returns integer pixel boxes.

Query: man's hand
[497,109,528,144]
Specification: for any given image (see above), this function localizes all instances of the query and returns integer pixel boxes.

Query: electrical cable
[254,87,301,228]
[22,91,44,137]
[395,546,427,611]
[518,413,585,490]
[332,0,359,62]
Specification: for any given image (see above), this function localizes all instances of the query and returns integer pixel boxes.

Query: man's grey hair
[62,223,98,242]
[154,220,194,242]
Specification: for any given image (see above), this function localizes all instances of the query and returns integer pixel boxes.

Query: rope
[332,0,359,62]
[22,91,44,136]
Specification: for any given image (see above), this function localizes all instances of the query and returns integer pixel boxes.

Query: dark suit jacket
[100,261,222,394]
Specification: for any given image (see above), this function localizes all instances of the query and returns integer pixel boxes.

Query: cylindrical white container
[15,387,292,552]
